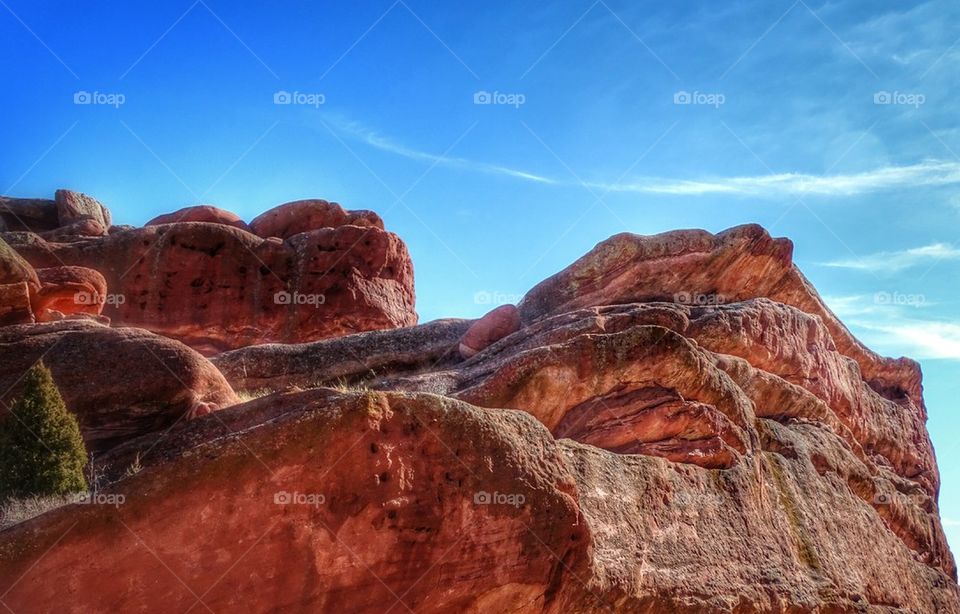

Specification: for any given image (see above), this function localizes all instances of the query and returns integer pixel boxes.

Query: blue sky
[2,0,959,548]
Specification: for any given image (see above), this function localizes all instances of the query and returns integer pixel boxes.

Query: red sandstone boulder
[54,189,110,233]
[0,196,59,233]
[40,218,106,241]
[147,204,251,232]
[459,303,521,358]
[32,266,107,319]
[0,282,33,325]
[249,199,384,239]
[0,320,238,452]
[10,222,417,353]
[0,235,38,288]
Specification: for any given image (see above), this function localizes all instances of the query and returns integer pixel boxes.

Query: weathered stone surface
[0,222,955,613]
[517,224,918,409]
[40,218,106,241]
[0,197,58,233]
[54,189,110,232]
[146,205,251,232]
[10,222,417,353]
[0,282,34,325]
[1,389,956,613]
[249,199,384,239]
[0,320,238,452]
[208,227,956,594]
[459,303,521,358]
[0,391,593,613]
[32,266,107,319]
[0,235,38,288]
[212,318,470,392]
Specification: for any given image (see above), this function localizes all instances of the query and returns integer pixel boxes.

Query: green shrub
[0,362,88,501]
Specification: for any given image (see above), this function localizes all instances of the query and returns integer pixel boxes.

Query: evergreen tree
[0,362,88,501]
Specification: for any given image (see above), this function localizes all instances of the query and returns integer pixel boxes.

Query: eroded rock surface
[0,320,238,452]
[0,391,593,613]
[7,216,417,353]
[33,266,107,320]
[459,303,521,358]
[249,199,384,239]
[146,204,251,232]
[0,191,417,352]
[1,389,956,613]
[0,223,956,613]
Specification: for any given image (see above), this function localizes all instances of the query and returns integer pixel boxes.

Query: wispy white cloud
[597,162,960,196]
[854,319,960,360]
[328,118,558,184]
[823,243,960,273]
[327,119,960,198]
[823,294,959,360]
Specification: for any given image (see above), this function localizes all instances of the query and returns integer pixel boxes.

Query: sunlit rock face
[0,223,956,613]
[0,320,239,453]
[2,192,418,354]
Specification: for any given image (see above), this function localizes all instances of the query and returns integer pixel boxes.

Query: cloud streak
[594,162,960,196]
[824,294,960,360]
[854,319,960,360]
[823,243,960,272]
[328,118,558,185]
[328,118,960,198]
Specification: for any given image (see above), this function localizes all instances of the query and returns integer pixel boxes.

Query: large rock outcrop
[0,236,105,324]
[0,223,956,613]
[0,190,109,237]
[2,194,418,353]
[1,388,956,612]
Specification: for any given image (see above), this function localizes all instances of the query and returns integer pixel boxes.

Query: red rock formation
[0,236,39,288]
[459,303,521,358]
[146,204,251,232]
[0,282,33,325]
[1,389,956,612]
[1,189,110,240]
[0,320,238,453]
[0,391,593,613]
[7,220,417,353]
[0,196,59,233]
[54,189,110,233]
[33,266,107,320]
[0,223,956,613]
[40,218,106,241]
[249,199,384,239]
